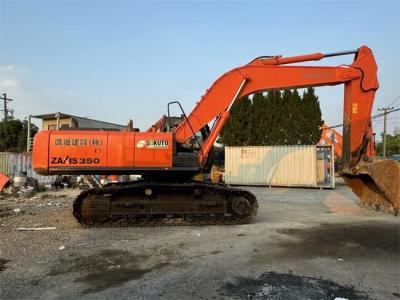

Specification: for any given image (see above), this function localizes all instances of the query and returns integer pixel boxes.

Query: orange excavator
[32,45,400,225]
[319,123,376,158]
[319,123,344,158]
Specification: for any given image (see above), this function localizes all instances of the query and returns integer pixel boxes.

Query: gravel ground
[0,180,399,300]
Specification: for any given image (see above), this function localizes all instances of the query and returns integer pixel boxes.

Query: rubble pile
[1,176,39,196]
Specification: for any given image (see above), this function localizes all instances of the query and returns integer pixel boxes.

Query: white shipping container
[224,145,334,188]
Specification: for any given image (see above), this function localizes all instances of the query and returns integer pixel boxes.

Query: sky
[0,0,399,139]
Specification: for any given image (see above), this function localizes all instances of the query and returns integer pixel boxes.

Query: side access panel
[134,132,173,168]
[33,130,175,175]
[48,131,108,172]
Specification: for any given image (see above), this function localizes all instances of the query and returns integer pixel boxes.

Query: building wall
[0,153,11,176]
[42,118,72,130]
[41,117,125,131]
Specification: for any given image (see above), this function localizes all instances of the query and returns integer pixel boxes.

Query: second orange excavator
[32,45,400,225]
[319,123,344,158]
[319,122,376,159]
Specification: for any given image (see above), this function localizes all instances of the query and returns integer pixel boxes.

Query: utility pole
[378,106,394,157]
[27,115,32,152]
[55,112,61,130]
[1,93,14,151]
[1,93,13,122]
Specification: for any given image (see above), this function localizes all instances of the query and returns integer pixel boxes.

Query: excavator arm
[175,46,376,168]
[147,115,167,132]
[174,46,399,214]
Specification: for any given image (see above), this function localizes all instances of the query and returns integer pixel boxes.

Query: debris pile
[0,172,11,192]
[0,174,39,196]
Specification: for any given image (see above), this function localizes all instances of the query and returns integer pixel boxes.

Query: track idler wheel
[231,196,251,216]
[80,194,111,223]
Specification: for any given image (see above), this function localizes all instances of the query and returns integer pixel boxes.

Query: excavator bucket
[343,159,400,216]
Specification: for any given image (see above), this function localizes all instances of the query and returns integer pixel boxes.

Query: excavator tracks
[73,181,258,226]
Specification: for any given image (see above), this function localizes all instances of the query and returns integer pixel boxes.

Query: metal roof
[31,112,125,127]
[32,113,72,120]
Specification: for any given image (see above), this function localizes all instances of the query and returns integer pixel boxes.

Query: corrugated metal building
[224,145,334,188]
[0,153,11,177]
[32,113,127,131]
[0,152,55,185]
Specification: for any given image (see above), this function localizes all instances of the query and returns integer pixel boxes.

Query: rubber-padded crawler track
[73,181,258,226]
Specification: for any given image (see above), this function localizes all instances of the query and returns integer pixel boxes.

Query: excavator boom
[174,46,377,169]
[172,46,398,214]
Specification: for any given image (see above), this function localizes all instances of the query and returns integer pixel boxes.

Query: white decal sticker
[136,140,146,148]
[136,139,169,149]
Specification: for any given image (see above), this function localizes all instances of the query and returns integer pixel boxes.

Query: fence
[0,152,56,185]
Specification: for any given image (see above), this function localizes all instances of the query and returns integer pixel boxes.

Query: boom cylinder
[251,49,358,66]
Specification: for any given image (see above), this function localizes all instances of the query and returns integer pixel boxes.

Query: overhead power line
[372,107,399,120]
[324,107,399,130]
[377,106,395,157]
[374,117,399,122]
[386,95,400,107]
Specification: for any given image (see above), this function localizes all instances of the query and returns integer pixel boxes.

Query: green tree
[268,90,285,145]
[376,127,400,156]
[300,87,322,144]
[290,89,303,144]
[248,92,269,145]
[281,89,295,144]
[220,88,322,146]
[220,96,252,146]
[0,117,38,152]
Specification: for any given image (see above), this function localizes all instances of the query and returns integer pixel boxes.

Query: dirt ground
[0,180,399,300]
